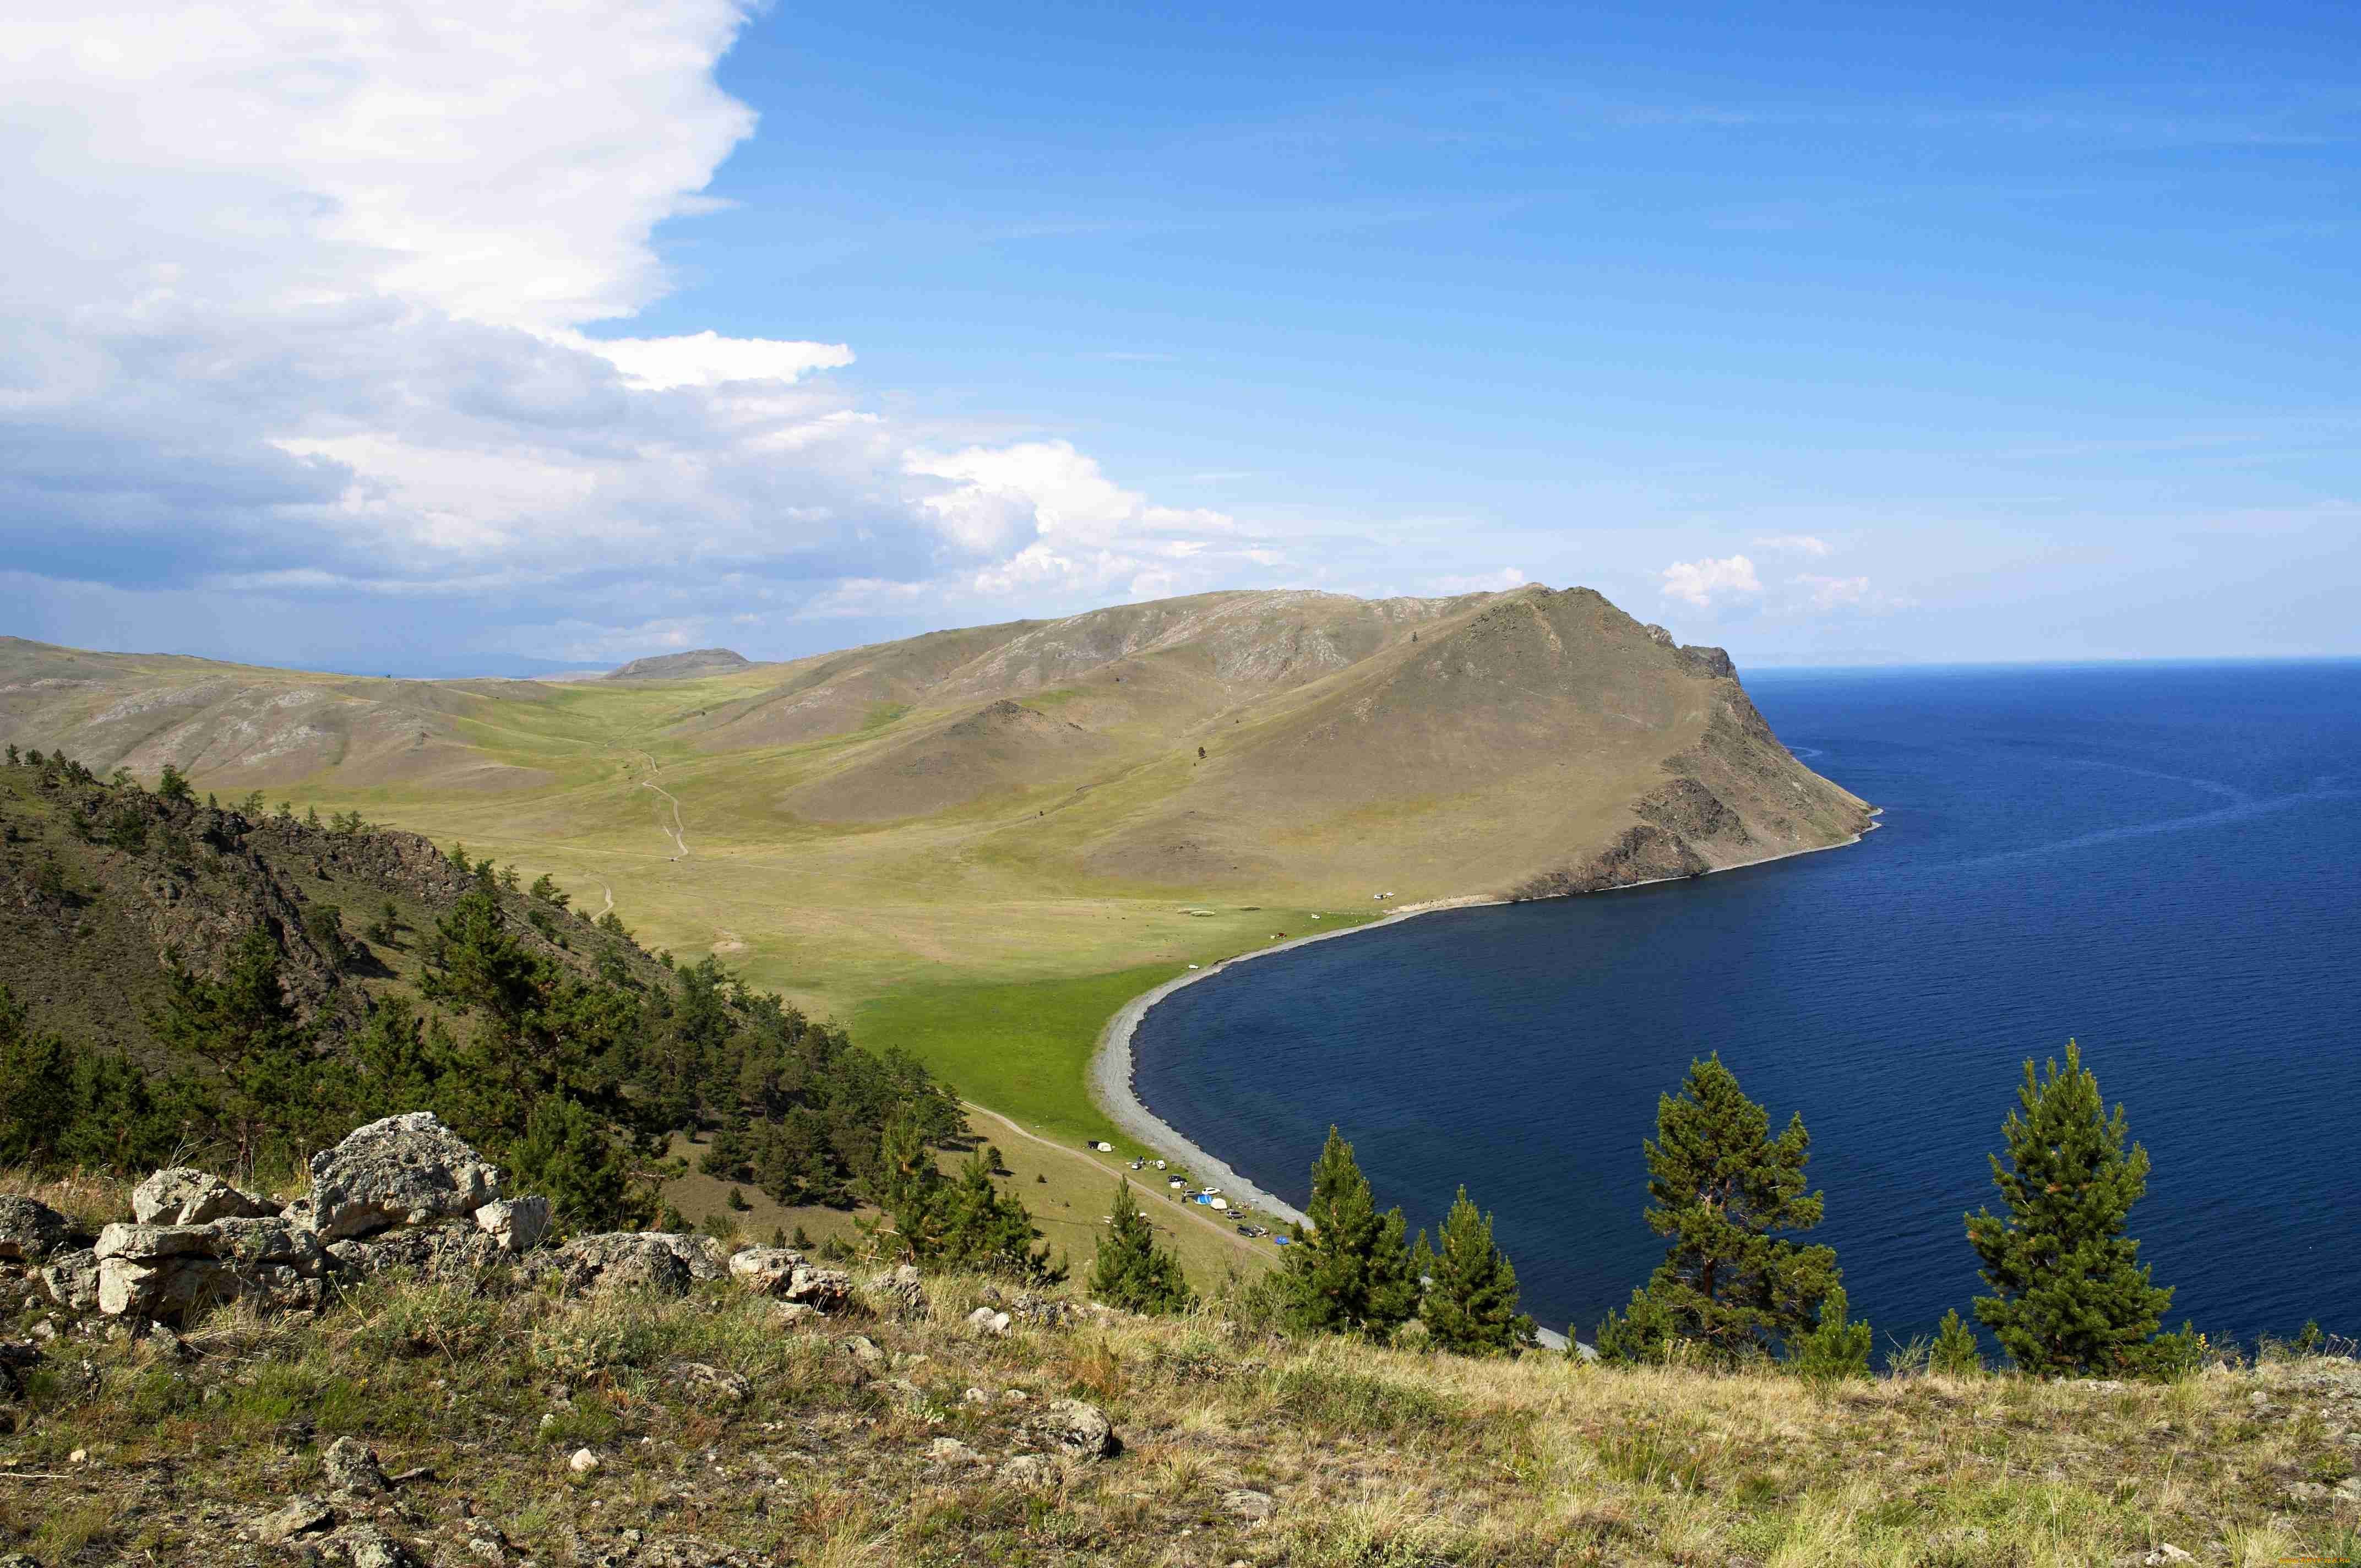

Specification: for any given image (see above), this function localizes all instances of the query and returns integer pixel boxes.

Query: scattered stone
[2286,1480,2332,1504]
[276,1417,317,1451]
[324,1435,391,1497]
[570,1447,601,1474]
[872,1264,928,1320]
[727,1248,852,1311]
[0,1340,40,1397]
[2140,1548,2193,1566]
[772,1302,818,1327]
[966,1307,1012,1337]
[662,1361,750,1403]
[471,1196,552,1254]
[255,1495,337,1545]
[963,1386,990,1405]
[1222,1488,1276,1522]
[0,1195,73,1264]
[840,1335,885,1370]
[927,1436,983,1467]
[465,1529,513,1564]
[132,1167,272,1227]
[1001,1388,1030,1403]
[333,1521,424,1568]
[67,1447,86,1464]
[388,1464,437,1487]
[997,1453,1062,1490]
[306,1112,505,1241]
[36,1247,100,1311]
[1037,1397,1119,1460]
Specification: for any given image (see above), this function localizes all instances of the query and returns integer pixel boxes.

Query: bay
[1130,661,2361,1347]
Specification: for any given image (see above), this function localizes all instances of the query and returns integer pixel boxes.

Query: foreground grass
[7,1256,2360,1567]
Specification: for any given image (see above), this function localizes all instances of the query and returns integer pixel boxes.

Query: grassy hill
[0,586,1871,1187]
[0,1200,2350,1567]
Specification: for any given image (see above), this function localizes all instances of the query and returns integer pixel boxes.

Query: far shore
[1086,813,1881,1348]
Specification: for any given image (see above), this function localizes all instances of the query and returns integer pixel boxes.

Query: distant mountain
[605,648,753,680]
[0,586,1872,907]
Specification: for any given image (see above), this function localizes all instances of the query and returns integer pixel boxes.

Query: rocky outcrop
[526,1232,728,1298]
[133,1167,273,1226]
[1509,822,1711,901]
[95,1216,333,1320]
[304,1112,505,1241]
[39,1246,100,1310]
[472,1196,551,1254]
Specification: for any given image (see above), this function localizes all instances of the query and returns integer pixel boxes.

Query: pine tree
[1280,1126,1418,1342]
[1090,1179,1195,1315]
[1595,1055,1840,1366]
[1415,1186,1536,1355]
[508,1095,646,1234]
[151,929,336,1174]
[1966,1039,2174,1374]
[1929,1309,1984,1376]
[1787,1282,1873,1380]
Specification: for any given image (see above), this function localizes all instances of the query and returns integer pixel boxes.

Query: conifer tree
[1596,1055,1840,1365]
[1966,1039,2174,1374]
[1090,1179,1194,1315]
[1929,1309,1984,1376]
[1281,1126,1418,1342]
[1414,1186,1536,1355]
[1788,1282,1873,1380]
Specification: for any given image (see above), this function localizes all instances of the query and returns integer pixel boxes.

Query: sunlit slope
[0,587,1871,1036]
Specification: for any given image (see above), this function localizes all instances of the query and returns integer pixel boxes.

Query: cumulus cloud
[0,0,1265,664]
[1752,533,1832,557]
[1659,554,1762,608]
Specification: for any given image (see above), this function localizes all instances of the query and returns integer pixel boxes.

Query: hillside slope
[0,586,1874,1153]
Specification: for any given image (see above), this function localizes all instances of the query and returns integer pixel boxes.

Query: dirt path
[639,779,689,858]
[961,1101,1269,1270]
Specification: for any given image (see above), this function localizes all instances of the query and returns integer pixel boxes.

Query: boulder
[872,1264,928,1321]
[333,1522,423,1568]
[254,1495,338,1545]
[306,1112,504,1241]
[472,1196,550,1254]
[132,1167,272,1227]
[662,1360,750,1403]
[927,1436,983,1467]
[95,1216,329,1321]
[996,1453,1062,1490]
[1037,1397,1119,1460]
[324,1435,391,1497]
[328,1225,507,1283]
[725,1247,803,1295]
[967,1307,1012,1337]
[38,1247,100,1311]
[0,1195,73,1263]
[530,1232,726,1297]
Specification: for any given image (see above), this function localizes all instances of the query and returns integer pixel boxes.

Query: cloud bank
[0,0,1283,666]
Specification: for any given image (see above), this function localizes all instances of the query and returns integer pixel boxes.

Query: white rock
[569,1448,600,1474]
[472,1197,551,1254]
[967,1307,1012,1337]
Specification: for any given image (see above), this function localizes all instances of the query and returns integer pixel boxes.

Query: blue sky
[3,1,2355,672]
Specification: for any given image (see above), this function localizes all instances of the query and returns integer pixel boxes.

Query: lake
[1130,661,2361,1348]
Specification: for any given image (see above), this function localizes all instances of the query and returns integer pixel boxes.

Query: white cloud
[1753,533,1832,557]
[1795,574,1916,613]
[1659,554,1762,608]
[0,0,1265,660]
[1432,567,1528,594]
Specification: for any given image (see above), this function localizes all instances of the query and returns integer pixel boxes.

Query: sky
[4,1,2357,674]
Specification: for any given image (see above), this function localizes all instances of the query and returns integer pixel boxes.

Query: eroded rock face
[306,1112,505,1241]
[0,1195,73,1263]
[327,1226,508,1283]
[95,1216,331,1321]
[131,1167,272,1227]
[872,1263,929,1321]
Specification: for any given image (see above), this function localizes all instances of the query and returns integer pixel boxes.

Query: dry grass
[6,1252,2358,1567]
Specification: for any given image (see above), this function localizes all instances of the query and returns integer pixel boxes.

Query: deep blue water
[1131,662,2361,1348]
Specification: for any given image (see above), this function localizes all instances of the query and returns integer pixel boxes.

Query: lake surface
[1131,662,2361,1348]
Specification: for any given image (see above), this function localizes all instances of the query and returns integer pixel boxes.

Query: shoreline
[1086,814,1882,1337]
